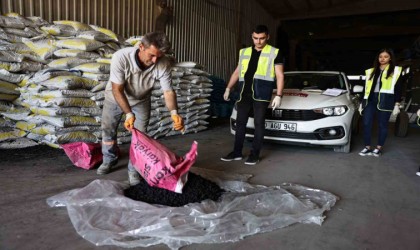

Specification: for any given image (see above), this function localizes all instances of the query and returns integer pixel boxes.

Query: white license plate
[265,121,297,131]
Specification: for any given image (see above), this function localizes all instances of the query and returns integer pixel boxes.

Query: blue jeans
[101,98,150,171]
[362,93,392,147]
[233,97,269,157]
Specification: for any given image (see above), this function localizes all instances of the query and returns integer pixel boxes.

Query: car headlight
[323,107,334,116]
[314,105,347,116]
[333,106,346,115]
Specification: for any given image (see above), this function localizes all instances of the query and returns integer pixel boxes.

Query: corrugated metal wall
[165,0,239,81]
[0,0,156,38]
[240,0,278,48]
[163,0,278,80]
[0,0,278,81]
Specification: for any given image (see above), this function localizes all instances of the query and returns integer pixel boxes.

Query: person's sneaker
[128,170,141,186]
[359,147,372,156]
[221,152,243,161]
[96,159,118,175]
[245,154,259,165]
[372,148,382,157]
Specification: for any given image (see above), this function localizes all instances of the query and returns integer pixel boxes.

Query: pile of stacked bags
[0,13,213,149]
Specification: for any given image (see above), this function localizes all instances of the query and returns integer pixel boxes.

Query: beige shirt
[105,47,172,106]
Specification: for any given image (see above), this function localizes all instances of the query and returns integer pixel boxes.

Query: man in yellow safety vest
[221,25,285,165]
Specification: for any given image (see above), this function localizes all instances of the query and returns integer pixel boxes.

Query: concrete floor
[1,118,419,250]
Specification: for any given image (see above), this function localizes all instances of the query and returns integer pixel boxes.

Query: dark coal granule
[124,172,225,207]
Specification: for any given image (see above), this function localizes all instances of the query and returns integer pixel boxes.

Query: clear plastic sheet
[47,168,338,249]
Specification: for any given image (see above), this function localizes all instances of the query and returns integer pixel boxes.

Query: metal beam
[311,26,420,40]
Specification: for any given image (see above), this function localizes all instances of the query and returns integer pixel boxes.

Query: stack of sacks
[1,14,214,147]
[14,69,104,147]
[36,19,129,110]
[0,100,36,148]
[0,13,48,148]
[147,61,211,139]
[0,13,48,64]
[125,36,143,46]
[14,19,130,147]
[208,75,236,118]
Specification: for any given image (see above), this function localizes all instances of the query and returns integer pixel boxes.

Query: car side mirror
[353,85,364,93]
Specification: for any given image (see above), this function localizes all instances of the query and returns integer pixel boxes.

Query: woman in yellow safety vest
[358,48,402,157]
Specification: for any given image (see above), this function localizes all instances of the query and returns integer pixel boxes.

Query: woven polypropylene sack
[130,128,198,193]
[61,142,102,169]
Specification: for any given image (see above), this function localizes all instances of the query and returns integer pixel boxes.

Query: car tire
[395,110,409,137]
[334,126,352,153]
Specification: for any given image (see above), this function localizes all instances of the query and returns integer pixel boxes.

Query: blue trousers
[101,98,150,171]
[233,98,269,157]
[362,93,392,147]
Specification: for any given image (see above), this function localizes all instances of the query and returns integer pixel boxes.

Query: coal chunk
[124,172,225,207]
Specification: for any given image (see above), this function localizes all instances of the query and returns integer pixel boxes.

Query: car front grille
[231,119,345,140]
[255,129,319,140]
[249,109,326,121]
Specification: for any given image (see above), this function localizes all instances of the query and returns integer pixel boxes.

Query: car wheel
[395,110,409,137]
[334,126,352,153]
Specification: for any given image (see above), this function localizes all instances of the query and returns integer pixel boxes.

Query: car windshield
[284,73,345,90]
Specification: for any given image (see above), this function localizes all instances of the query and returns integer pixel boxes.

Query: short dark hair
[141,31,171,53]
[253,25,269,35]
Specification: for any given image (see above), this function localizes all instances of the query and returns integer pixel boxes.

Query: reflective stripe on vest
[238,45,278,81]
[364,66,402,99]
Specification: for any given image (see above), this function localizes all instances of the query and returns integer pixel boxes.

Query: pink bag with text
[130,128,198,193]
[61,142,103,170]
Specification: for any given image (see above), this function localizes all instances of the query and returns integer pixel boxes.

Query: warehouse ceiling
[256,0,420,74]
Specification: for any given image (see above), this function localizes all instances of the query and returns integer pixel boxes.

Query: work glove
[171,110,184,131]
[271,96,282,110]
[124,112,135,131]
[223,88,230,101]
[392,104,400,116]
[358,103,363,115]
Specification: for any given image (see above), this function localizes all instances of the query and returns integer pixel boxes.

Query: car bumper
[230,110,353,146]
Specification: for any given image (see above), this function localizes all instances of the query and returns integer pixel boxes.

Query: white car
[230,71,361,153]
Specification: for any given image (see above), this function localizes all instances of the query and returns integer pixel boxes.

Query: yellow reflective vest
[362,65,402,111]
[237,44,279,102]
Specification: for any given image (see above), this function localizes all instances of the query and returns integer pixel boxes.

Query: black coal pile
[0,145,66,163]
[124,172,225,207]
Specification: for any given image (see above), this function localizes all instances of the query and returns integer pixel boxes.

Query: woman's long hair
[369,48,396,80]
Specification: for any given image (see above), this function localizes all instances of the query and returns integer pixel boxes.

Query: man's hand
[358,103,363,115]
[124,112,135,131]
[171,110,184,131]
[223,88,230,101]
[392,104,400,116]
[271,96,282,110]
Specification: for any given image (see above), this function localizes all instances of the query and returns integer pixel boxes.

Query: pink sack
[61,142,103,170]
[130,128,198,193]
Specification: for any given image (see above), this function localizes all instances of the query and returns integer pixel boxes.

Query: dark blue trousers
[362,93,392,147]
